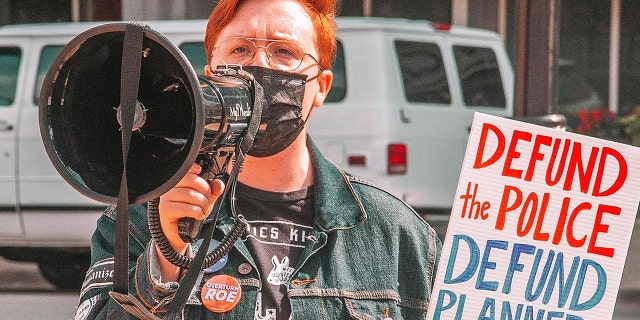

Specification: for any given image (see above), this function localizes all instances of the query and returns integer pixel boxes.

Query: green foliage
[617,107,640,147]
[565,107,630,144]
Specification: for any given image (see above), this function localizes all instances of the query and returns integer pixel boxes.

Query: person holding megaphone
[74,0,441,319]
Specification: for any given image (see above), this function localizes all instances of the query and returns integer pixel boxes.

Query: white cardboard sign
[427,113,640,320]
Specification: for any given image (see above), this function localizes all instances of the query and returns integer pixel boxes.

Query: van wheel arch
[37,251,90,291]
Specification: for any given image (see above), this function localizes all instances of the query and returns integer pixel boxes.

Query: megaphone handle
[176,158,226,243]
[177,218,202,243]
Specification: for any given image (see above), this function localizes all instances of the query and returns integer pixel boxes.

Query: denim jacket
[74,140,442,320]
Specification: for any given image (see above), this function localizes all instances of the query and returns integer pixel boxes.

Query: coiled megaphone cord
[147,197,246,270]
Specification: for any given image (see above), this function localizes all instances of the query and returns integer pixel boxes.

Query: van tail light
[433,22,452,31]
[387,143,407,174]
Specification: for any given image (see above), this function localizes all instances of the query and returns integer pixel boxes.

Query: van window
[0,47,21,106]
[395,40,451,104]
[325,41,345,102]
[34,46,64,104]
[36,44,205,105]
[453,45,506,109]
[180,42,208,75]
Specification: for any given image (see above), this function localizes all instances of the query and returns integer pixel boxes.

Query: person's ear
[312,70,333,107]
[204,64,214,76]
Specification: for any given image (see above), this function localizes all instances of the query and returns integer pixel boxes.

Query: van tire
[37,252,91,291]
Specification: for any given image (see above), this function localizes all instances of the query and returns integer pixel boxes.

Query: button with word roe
[201,275,242,313]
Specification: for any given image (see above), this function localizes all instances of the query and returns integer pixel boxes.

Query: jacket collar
[213,137,368,231]
[308,138,367,231]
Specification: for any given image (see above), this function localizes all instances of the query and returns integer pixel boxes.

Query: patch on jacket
[80,258,114,298]
[74,295,99,320]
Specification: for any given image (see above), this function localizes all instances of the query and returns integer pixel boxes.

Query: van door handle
[399,109,410,123]
[0,120,14,131]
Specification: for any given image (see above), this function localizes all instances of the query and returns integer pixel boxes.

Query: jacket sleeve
[73,204,185,319]
[425,225,443,289]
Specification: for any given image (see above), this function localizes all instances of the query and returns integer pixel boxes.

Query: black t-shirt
[235,182,315,320]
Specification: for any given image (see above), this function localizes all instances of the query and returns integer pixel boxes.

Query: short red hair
[204,0,337,70]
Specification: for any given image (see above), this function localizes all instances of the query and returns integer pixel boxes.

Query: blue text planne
[432,235,606,319]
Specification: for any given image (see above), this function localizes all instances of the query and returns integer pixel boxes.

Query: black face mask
[242,66,309,157]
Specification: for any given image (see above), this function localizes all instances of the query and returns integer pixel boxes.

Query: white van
[0,20,210,289]
[0,18,518,288]
[309,17,515,215]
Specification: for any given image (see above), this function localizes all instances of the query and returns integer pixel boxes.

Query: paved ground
[0,258,77,319]
[0,258,56,292]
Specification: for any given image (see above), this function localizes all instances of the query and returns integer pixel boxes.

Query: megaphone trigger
[176,153,229,244]
[177,218,202,244]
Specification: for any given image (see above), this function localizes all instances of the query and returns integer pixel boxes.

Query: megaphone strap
[113,21,146,296]
[109,292,162,320]
[164,70,266,318]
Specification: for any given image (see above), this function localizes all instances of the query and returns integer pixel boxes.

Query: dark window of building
[34,46,64,104]
[336,0,450,23]
[337,1,364,16]
[374,0,450,22]
[559,1,610,111]
[395,40,450,104]
[0,0,71,25]
[0,47,21,106]
[92,0,122,21]
[453,45,506,109]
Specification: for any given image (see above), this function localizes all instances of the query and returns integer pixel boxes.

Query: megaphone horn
[39,22,205,204]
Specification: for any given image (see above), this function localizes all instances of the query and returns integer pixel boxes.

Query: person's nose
[248,48,271,68]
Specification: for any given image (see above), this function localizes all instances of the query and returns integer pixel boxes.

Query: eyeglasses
[214,37,322,72]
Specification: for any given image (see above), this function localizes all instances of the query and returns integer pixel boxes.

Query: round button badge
[237,262,252,275]
[201,275,242,313]
[193,239,229,273]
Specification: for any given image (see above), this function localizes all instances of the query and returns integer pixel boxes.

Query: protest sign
[427,112,640,320]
